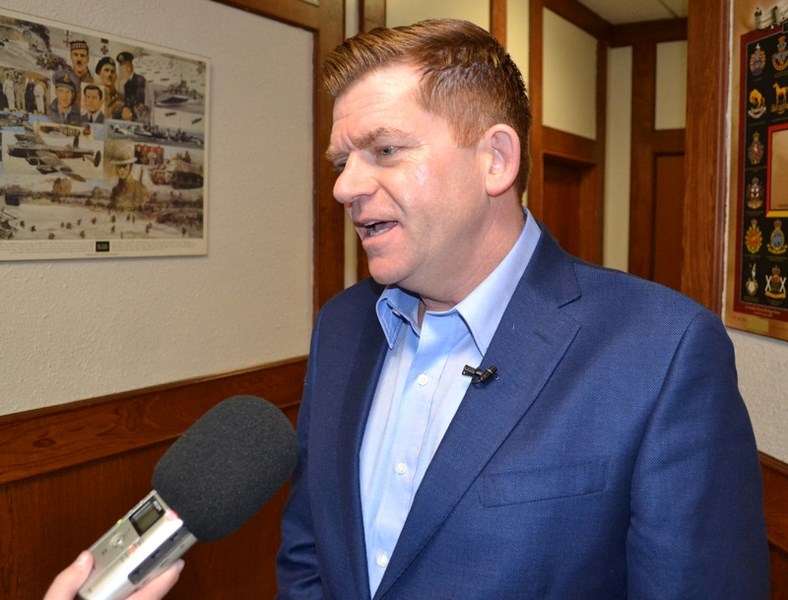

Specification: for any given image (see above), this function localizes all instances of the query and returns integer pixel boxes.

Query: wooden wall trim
[762,452,788,598]
[681,0,728,312]
[609,18,687,47]
[215,0,319,28]
[528,0,545,218]
[762,452,788,554]
[491,0,507,45]
[543,126,598,165]
[360,0,385,34]
[0,358,307,487]
[543,0,610,38]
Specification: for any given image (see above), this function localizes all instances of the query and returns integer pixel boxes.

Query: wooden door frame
[681,0,729,312]
[609,20,687,283]
[529,0,608,264]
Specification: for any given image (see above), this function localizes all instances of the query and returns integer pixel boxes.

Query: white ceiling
[576,0,688,24]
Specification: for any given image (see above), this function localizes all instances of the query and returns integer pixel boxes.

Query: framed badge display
[727,22,788,341]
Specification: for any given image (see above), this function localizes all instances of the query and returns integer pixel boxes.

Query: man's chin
[366,263,400,286]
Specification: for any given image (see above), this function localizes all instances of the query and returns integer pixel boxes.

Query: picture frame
[0,8,209,260]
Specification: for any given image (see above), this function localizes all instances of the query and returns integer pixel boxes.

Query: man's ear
[483,124,520,197]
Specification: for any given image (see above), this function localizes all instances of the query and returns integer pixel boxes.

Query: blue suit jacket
[277,226,769,599]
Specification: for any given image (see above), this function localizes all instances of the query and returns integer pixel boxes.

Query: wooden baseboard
[761,452,788,599]
[0,358,306,599]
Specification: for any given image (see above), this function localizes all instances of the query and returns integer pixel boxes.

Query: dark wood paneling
[491,0,507,45]
[542,127,602,263]
[609,18,687,47]
[528,0,545,219]
[653,154,685,290]
[543,157,597,261]
[762,453,788,600]
[681,0,728,312]
[627,40,657,281]
[0,359,306,599]
[543,126,597,164]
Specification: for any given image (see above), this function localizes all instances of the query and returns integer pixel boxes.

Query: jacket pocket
[480,458,608,507]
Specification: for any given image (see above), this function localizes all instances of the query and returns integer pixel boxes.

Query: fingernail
[75,551,91,566]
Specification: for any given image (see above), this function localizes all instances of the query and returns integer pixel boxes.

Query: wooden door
[542,156,599,262]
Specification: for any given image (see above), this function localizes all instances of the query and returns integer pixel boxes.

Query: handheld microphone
[77,395,298,600]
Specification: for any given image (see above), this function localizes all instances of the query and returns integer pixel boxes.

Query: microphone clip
[462,364,498,385]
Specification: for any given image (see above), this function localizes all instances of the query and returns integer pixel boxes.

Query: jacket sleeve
[275,313,325,599]
[625,308,770,598]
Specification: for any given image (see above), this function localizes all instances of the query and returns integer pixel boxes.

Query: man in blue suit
[276,19,769,599]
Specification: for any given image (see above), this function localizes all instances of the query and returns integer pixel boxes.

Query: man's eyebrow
[325,126,408,162]
[354,127,407,149]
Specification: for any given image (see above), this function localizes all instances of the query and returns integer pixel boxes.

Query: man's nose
[333,155,375,205]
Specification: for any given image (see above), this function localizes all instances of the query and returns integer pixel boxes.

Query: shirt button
[376,553,389,568]
[417,373,429,386]
[395,462,408,475]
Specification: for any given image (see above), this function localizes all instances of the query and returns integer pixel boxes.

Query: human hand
[43,551,184,600]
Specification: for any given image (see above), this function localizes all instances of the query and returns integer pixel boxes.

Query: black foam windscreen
[151,395,298,542]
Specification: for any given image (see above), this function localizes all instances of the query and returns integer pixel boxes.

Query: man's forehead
[331,67,421,127]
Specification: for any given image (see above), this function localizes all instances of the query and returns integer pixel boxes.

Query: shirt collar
[375,208,541,352]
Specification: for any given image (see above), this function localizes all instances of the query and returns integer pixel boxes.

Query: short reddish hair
[323,18,532,195]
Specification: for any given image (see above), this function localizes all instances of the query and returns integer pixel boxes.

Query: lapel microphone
[462,364,498,385]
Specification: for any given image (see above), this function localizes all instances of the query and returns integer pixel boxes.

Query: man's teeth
[366,221,393,236]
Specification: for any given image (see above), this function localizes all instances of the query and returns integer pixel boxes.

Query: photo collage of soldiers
[0,11,207,246]
[738,23,788,318]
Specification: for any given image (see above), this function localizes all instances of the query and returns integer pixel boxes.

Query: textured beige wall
[542,8,598,140]
[386,0,490,29]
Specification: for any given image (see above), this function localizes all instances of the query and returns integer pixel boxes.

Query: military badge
[773,82,788,114]
[767,219,786,254]
[773,35,788,71]
[748,132,765,164]
[749,88,767,118]
[764,266,787,299]
[747,176,764,208]
[745,263,759,296]
[745,219,764,254]
[750,43,766,76]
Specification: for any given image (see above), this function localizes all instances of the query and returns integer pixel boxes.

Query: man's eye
[377,146,396,158]
[333,160,346,173]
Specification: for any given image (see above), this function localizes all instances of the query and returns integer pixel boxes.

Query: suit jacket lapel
[375,228,582,598]
[335,297,388,600]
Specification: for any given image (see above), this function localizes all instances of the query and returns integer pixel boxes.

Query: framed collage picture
[0,8,208,260]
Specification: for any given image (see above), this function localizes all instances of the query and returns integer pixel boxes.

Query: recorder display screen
[129,498,164,535]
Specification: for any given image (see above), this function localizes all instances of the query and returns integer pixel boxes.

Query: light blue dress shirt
[359,210,542,595]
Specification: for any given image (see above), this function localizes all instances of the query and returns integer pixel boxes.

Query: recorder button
[110,533,126,548]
